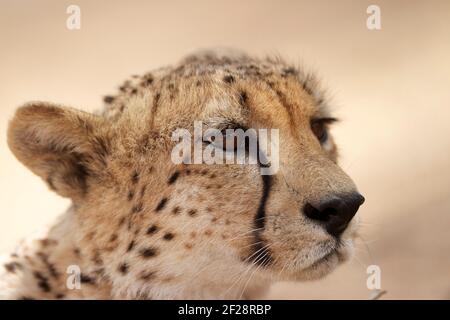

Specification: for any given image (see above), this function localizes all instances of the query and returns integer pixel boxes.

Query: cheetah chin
[1,49,364,299]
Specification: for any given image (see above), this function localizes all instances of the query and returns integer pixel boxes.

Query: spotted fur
[1,49,362,299]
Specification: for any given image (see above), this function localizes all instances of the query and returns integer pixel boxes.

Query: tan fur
[1,50,362,299]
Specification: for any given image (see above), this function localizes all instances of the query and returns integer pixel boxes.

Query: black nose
[303,193,365,237]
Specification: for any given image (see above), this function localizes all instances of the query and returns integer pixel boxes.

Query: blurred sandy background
[1,0,449,299]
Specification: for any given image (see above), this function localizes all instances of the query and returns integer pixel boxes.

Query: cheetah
[0,50,364,299]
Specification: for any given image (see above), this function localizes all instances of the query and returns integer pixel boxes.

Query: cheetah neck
[1,206,272,299]
[0,207,112,299]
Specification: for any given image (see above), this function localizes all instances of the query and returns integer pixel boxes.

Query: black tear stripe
[249,174,273,267]
[167,171,180,185]
[254,175,272,229]
[248,142,274,268]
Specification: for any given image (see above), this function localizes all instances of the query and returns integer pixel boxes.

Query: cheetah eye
[310,118,337,144]
[205,127,246,152]
[222,129,241,152]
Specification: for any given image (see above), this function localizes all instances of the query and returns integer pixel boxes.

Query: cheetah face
[170,79,365,282]
[7,53,364,295]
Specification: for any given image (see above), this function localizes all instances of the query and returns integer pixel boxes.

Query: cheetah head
[7,51,364,298]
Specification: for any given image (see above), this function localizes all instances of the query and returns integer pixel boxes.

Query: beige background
[1,0,449,299]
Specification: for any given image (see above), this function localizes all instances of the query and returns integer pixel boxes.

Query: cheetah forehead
[101,49,329,122]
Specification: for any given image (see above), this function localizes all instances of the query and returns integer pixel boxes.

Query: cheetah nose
[303,193,365,237]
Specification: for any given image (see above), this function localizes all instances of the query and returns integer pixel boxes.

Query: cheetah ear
[7,102,111,200]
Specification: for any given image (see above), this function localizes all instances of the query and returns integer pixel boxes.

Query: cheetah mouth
[320,248,337,261]
[310,248,340,267]
[295,239,352,276]
[295,249,341,279]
